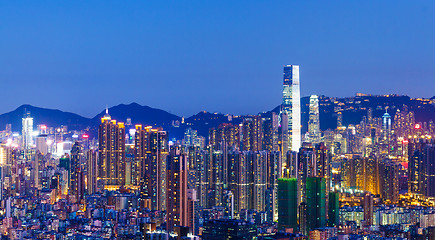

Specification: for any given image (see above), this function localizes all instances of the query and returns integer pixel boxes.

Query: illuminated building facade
[184,128,196,146]
[98,110,126,186]
[209,123,240,151]
[296,143,330,206]
[70,142,84,201]
[241,116,262,151]
[135,125,168,210]
[337,112,342,128]
[282,65,301,153]
[262,113,279,152]
[382,111,392,155]
[297,143,315,205]
[341,154,379,195]
[22,111,34,150]
[379,159,399,204]
[166,146,188,233]
[409,138,435,197]
[363,192,374,226]
[224,150,271,214]
[86,149,98,194]
[308,95,321,143]
[209,150,224,208]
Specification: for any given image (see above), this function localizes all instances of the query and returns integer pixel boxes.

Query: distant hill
[0,104,91,132]
[91,103,180,128]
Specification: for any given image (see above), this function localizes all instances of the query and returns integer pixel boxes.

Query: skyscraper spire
[102,105,111,121]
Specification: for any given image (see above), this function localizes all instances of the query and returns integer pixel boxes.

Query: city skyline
[1,1,435,239]
[1,1,435,117]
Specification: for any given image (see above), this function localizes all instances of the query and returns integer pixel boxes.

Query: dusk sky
[1,1,434,117]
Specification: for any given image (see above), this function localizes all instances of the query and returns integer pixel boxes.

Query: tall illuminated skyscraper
[70,142,80,197]
[308,95,320,143]
[382,110,392,137]
[70,142,85,201]
[135,125,169,210]
[282,65,301,152]
[379,159,399,203]
[166,146,188,233]
[87,149,98,194]
[98,109,126,186]
[382,110,392,155]
[408,138,435,197]
[22,111,34,149]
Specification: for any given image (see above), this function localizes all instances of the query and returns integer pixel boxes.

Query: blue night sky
[0,1,434,117]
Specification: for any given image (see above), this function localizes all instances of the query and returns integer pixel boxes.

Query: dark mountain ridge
[91,102,180,127]
[0,95,434,140]
[0,104,91,132]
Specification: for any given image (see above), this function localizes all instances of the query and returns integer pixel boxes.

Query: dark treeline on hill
[0,95,434,140]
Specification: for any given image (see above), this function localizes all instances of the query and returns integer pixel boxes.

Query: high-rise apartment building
[328,191,339,227]
[408,138,435,197]
[166,146,188,233]
[341,154,379,195]
[70,142,84,201]
[262,113,279,152]
[124,144,136,185]
[98,110,126,186]
[184,128,198,147]
[277,178,298,231]
[282,65,301,153]
[226,150,268,213]
[306,177,326,232]
[187,189,198,234]
[363,192,374,226]
[135,125,168,210]
[379,159,399,204]
[296,143,329,206]
[252,151,268,212]
[241,116,262,151]
[33,152,42,189]
[86,149,98,194]
[209,123,240,151]
[210,150,225,207]
[297,143,315,204]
